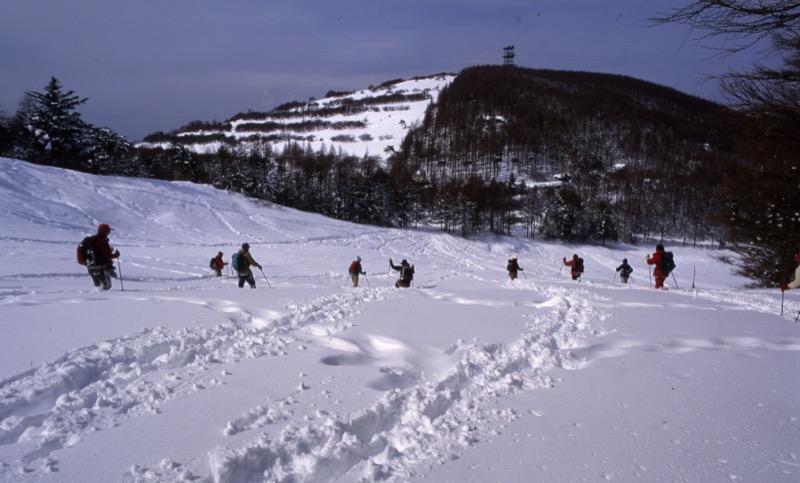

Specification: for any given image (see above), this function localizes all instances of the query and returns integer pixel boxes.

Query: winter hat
[242,243,250,249]
[512,254,518,260]
[97,223,111,234]
[656,244,664,251]
[357,256,361,262]
[623,258,628,263]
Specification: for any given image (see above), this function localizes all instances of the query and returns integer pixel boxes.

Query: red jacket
[212,255,226,270]
[647,249,664,278]
[93,234,119,266]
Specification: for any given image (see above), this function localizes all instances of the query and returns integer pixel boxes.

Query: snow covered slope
[0,157,798,482]
[139,74,453,161]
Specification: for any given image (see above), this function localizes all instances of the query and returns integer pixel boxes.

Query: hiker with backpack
[232,243,262,289]
[562,254,584,281]
[77,223,120,291]
[507,255,523,280]
[616,258,633,284]
[210,251,227,277]
[348,256,366,287]
[646,243,675,289]
[780,250,800,292]
[389,258,415,288]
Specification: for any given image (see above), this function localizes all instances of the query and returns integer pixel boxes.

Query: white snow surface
[0,157,798,482]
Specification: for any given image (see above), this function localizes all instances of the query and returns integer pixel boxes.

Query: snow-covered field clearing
[0,158,798,482]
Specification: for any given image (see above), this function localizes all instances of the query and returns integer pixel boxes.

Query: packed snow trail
[205,285,602,482]
[0,288,396,476]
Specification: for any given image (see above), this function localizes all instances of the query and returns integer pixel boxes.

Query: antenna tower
[503,45,515,66]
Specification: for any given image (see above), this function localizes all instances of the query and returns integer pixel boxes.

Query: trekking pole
[612,272,617,284]
[522,269,527,279]
[364,274,371,289]
[557,263,563,279]
[117,258,124,291]
[259,268,273,289]
[795,309,799,323]
[691,267,696,290]
[671,272,680,290]
[781,290,785,316]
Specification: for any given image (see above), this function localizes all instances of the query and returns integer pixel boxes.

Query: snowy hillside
[0,157,798,482]
[139,75,454,161]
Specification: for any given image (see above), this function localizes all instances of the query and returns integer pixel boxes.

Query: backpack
[349,260,359,274]
[660,251,676,276]
[210,258,215,269]
[231,252,241,271]
[76,236,96,266]
[574,257,584,273]
[506,260,513,271]
[400,265,414,281]
[620,265,633,277]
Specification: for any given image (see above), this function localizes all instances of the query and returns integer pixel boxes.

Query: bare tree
[651,1,800,115]
[653,1,800,286]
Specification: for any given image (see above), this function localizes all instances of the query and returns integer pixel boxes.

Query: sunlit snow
[0,157,798,482]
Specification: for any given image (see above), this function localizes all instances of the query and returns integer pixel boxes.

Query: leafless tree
[651,1,800,116]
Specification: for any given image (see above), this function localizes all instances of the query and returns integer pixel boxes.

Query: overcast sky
[1,1,768,142]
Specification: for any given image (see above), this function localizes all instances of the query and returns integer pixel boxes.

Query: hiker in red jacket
[348,256,365,287]
[646,244,667,289]
[211,251,227,277]
[562,254,583,281]
[87,223,121,290]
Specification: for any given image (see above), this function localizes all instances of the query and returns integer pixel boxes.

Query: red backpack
[349,260,359,273]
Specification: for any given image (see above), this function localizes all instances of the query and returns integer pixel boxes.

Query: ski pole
[557,263,563,279]
[691,267,696,289]
[781,290,784,316]
[521,269,527,279]
[259,268,272,289]
[671,272,680,290]
[117,258,124,291]
[795,309,799,323]
[612,272,617,284]
[364,273,371,288]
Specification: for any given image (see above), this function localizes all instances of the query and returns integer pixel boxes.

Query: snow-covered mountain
[139,74,454,161]
[1,157,798,482]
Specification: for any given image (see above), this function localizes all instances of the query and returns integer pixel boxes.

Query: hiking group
[76,225,799,296]
[347,256,415,288]
[505,243,677,289]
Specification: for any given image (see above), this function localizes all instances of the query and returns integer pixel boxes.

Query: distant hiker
[646,243,675,289]
[210,251,227,277]
[616,258,633,284]
[232,243,262,289]
[348,256,366,287]
[562,254,584,281]
[77,223,121,291]
[507,255,523,280]
[389,258,415,288]
[780,250,800,291]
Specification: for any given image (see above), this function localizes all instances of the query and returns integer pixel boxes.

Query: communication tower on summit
[503,45,515,66]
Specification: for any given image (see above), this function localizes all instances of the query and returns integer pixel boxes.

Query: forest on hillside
[0,68,741,247]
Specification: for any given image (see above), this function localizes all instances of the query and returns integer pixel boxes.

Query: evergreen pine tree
[17,77,91,167]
